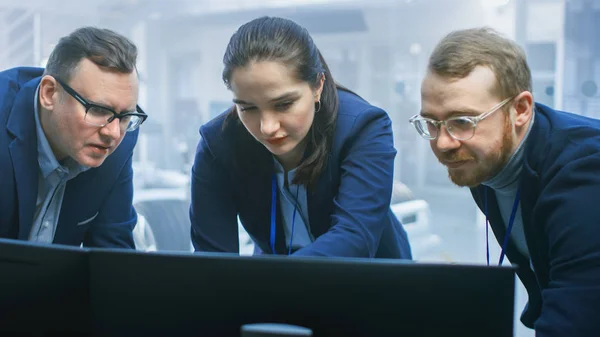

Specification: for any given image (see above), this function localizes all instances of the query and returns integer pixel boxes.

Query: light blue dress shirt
[273,158,313,250]
[29,85,88,243]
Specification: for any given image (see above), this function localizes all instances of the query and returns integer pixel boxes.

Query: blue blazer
[0,67,138,248]
[471,103,600,336]
[190,89,411,259]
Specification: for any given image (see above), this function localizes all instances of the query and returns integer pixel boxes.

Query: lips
[90,144,110,150]
[266,136,287,145]
[443,160,470,169]
[88,144,112,155]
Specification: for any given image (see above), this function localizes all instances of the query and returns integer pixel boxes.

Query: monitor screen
[89,249,515,337]
[0,238,91,336]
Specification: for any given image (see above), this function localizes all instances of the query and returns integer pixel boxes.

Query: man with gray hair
[0,27,147,248]
[410,27,600,336]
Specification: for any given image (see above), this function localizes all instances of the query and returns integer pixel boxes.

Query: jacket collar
[7,75,43,239]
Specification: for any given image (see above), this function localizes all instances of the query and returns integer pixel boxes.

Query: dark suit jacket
[471,103,600,336]
[0,67,138,248]
[190,89,411,258]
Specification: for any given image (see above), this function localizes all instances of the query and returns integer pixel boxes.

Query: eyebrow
[90,99,137,114]
[232,98,250,105]
[88,99,116,111]
[74,89,119,112]
[88,97,138,114]
[62,80,136,114]
[420,108,482,120]
[232,91,300,105]
[270,92,299,103]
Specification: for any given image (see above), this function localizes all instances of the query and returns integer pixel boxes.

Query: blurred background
[2,0,598,335]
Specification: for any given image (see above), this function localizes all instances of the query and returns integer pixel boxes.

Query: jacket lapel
[520,106,548,288]
[307,153,334,239]
[234,128,288,254]
[7,79,40,240]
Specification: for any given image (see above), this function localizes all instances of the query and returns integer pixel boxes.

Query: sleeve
[534,151,600,337]
[293,107,396,258]
[82,152,137,248]
[189,136,239,253]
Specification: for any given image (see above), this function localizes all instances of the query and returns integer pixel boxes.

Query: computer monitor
[89,249,516,337]
[0,238,91,336]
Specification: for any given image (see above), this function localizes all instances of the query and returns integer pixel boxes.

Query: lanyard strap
[270,175,277,254]
[484,187,521,266]
[270,174,300,255]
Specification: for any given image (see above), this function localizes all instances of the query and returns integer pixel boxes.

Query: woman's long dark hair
[222,16,340,187]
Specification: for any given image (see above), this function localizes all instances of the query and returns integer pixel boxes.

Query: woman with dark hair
[190,16,411,258]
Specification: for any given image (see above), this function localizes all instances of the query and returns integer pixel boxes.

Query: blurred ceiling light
[409,43,422,56]
[191,0,359,14]
[148,12,162,20]
[267,0,356,6]
[481,0,511,8]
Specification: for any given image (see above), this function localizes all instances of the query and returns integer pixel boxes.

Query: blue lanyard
[270,174,299,255]
[484,187,521,266]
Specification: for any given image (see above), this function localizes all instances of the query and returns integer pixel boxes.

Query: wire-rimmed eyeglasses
[408,97,513,141]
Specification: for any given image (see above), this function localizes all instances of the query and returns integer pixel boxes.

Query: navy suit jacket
[190,89,411,258]
[471,103,600,336]
[0,67,138,248]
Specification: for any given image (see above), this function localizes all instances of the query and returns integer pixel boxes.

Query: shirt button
[43,221,50,228]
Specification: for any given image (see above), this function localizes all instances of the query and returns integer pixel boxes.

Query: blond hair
[428,27,532,100]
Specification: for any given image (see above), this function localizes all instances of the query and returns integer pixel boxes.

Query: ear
[314,73,325,102]
[512,91,533,128]
[39,75,59,111]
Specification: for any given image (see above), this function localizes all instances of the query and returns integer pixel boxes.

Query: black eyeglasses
[54,77,148,132]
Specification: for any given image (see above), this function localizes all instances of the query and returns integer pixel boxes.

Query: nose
[433,125,461,153]
[99,118,122,141]
[260,113,280,136]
